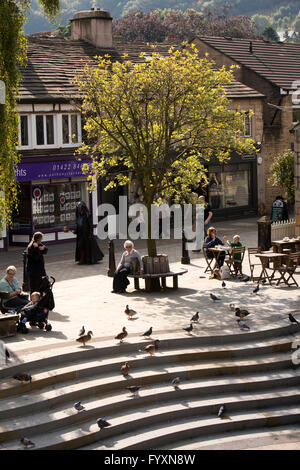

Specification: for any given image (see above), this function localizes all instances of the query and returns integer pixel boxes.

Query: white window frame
[34,114,57,149]
[18,114,33,149]
[292,106,300,125]
[59,113,82,147]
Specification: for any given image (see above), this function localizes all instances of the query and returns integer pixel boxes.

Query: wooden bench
[0,314,19,338]
[128,268,188,292]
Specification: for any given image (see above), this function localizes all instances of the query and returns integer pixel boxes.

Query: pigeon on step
[190,312,199,323]
[253,284,260,294]
[126,386,141,396]
[96,418,111,429]
[237,319,250,331]
[171,377,181,390]
[289,313,299,324]
[74,401,85,412]
[78,326,85,336]
[141,327,152,338]
[20,437,35,448]
[218,404,226,418]
[210,293,220,302]
[222,281,226,288]
[13,373,32,384]
[183,323,193,334]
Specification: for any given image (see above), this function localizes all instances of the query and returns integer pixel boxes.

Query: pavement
[0,216,299,360]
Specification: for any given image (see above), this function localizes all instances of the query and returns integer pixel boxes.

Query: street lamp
[289,121,300,237]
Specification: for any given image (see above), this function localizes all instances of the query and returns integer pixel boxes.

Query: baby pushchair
[17,276,55,334]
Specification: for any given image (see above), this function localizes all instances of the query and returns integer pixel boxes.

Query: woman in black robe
[73,202,104,265]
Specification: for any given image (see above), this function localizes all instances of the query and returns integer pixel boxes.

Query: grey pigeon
[126,386,141,395]
[141,327,152,337]
[235,307,250,318]
[237,319,250,330]
[97,418,111,429]
[218,405,226,417]
[20,437,35,448]
[253,284,260,294]
[78,326,85,336]
[190,312,199,322]
[229,303,235,312]
[210,293,220,302]
[74,401,85,412]
[171,377,181,389]
[222,281,226,288]
[183,323,193,333]
[289,313,299,324]
[242,275,250,282]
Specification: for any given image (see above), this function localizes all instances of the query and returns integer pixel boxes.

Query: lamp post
[294,125,300,237]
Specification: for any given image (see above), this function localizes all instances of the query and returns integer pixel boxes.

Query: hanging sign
[32,186,43,200]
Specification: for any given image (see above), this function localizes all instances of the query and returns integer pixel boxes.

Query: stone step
[81,405,300,451]
[0,350,294,418]
[159,424,300,450]
[1,387,300,450]
[0,371,299,444]
[2,323,298,380]
[0,334,295,399]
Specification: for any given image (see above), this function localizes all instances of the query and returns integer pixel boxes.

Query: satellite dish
[0,80,5,105]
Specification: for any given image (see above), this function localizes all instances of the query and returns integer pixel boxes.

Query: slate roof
[194,36,300,90]
[19,36,264,102]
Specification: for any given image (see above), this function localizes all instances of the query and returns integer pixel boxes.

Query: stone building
[192,36,300,221]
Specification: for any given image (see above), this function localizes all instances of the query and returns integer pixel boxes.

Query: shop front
[10,156,99,247]
[202,153,258,220]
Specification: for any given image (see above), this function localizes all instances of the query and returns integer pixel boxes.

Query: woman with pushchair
[26,232,48,294]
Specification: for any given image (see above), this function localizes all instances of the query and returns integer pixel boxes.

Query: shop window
[12,182,32,230]
[36,115,55,146]
[32,181,89,230]
[243,112,252,137]
[208,167,250,210]
[62,114,80,145]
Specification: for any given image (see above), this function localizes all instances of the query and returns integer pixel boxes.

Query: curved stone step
[0,350,294,419]
[0,335,295,400]
[0,370,300,444]
[1,388,300,450]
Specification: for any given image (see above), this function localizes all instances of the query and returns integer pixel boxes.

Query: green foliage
[0,0,60,230]
[74,44,256,255]
[268,150,295,202]
[261,26,280,41]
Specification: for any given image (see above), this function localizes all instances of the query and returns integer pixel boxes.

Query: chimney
[71,9,112,48]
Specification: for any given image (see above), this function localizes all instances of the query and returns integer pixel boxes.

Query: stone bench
[128,268,188,292]
[0,314,19,339]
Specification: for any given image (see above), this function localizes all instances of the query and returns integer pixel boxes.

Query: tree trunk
[146,201,161,291]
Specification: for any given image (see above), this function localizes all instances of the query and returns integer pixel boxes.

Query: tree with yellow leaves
[75,43,256,257]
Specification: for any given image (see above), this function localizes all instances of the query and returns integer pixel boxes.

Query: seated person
[0,266,28,310]
[204,227,227,267]
[20,292,41,323]
[112,240,143,293]
[230,234,243,274]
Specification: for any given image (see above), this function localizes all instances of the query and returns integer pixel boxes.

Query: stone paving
[0,217,299,360]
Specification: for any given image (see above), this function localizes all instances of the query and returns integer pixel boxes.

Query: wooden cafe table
[208,246,231,270]
[271,238,300,254]
[255,252,287,285]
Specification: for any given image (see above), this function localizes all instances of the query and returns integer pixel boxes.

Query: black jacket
[27,244,48,277]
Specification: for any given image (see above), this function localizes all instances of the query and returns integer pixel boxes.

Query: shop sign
[15,159,91,181]
[32,186,43,200]
[241,154,256,161]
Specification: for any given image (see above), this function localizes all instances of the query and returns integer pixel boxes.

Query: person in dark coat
[204,226,227,267]
[270,196,289,223]
[73,201,104,265]
[26,232,48,294]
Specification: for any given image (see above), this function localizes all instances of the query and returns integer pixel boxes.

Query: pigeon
[237,319,250,331]
[76,331,93,347]
[74,401,85,412]
[96,418,111,430]
[210,293,220,302]
[139,340,160,356]
[125,305,137,320]
[289,313,299,324]
[171,377,181,390]
[228,303,235,312]
[241,275,250,282]
[78,326,85,336]
[235,307,250,319]
[222,281,226,288]
[115,327,128,343]
[121,362,131,376]
[141,327,152,338]
[126,385,141,396]
[218,404,226,417]
[183,323,193,333]
[13,373,32,384]
[261,279,267,284]
[190,312,199,323]
[20,437,35,448]
[253,284,260,294]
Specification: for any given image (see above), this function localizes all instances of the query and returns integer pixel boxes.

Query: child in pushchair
[17,276,55,334]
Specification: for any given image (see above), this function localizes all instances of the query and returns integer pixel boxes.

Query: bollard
[257,216,272,251]
[22,250,30,292]
[181,229,190,264]
[107,239,116,277]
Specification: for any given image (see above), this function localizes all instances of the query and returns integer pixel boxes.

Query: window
[35,114,55,146]
[243,112,252,137]
[208,166,250,210]
[20,115,29,146]
[62,114,80,145]
[293,108,300,124]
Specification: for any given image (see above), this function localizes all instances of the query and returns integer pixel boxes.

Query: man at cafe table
[204,227,227,267]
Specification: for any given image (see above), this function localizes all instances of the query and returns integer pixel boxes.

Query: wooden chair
[225,246,245,276]
[202,245,214,274]
[274,253,299,287]
[248,248,262,281]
